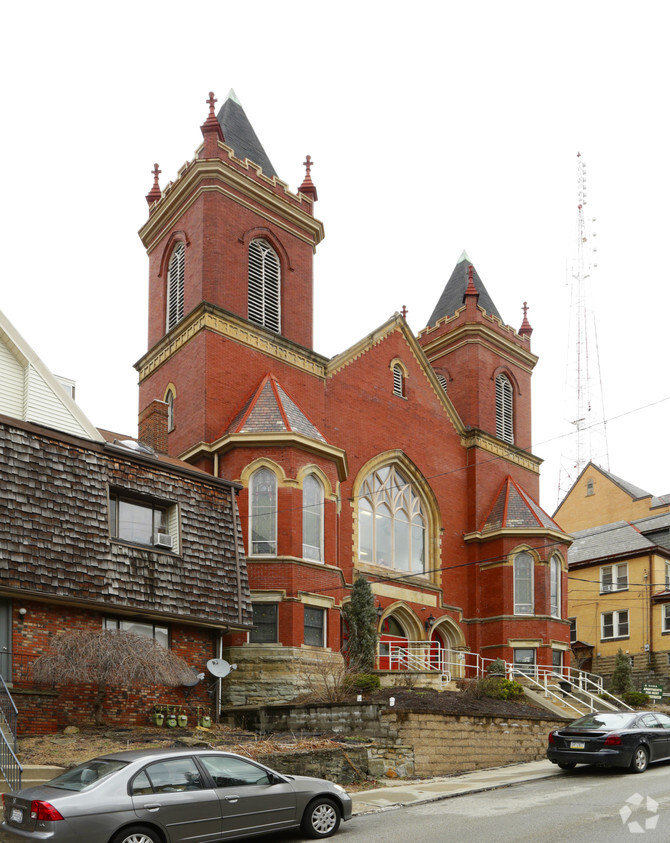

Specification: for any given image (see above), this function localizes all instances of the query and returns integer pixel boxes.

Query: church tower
[136,91,324,464]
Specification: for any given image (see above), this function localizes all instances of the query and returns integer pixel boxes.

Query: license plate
[10,807,23,824]
[570,741,585,749]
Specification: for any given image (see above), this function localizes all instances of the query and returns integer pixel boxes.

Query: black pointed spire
[216,89,277,178]
[426,251,503,326]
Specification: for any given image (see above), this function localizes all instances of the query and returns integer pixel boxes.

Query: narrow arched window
[249,468,277,555]
[302,474,324,562]
[358,465,425,573]
[437,374,448,393]
[165,389,175,432]
[514,552,533,614]
[166,243,185,331]
[550,555,561,618]
[248,239,280,333]
[393,364,404,397]
[495,373,514,443]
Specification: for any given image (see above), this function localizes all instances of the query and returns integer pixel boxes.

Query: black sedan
[548,710,670,773]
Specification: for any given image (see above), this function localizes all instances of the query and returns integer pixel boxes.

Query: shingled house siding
[0,418,252,731]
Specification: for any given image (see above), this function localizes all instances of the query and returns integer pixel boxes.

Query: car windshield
[569,713,636,730]
[47,759,129,791]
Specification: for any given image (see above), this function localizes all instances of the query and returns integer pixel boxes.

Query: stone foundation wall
[257,746,371,785]
[594,651,670,695]
[220,646,345,706]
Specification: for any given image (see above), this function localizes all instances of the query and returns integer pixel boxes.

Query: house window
[513,648,536,675]
[569,617,577,644]
[358,465,426,573]
[513,552,534,614]
[166,243,185,331]
[392,364,405,397]
[249,603,278,643]
[302,474,324,562]
[663,605,670,633]
[552,650,562,672]
[666,562,670,589]
[165,389,175,432]
[304,606,325,647]
[550,555,561,618]
[248,239,280,333]
[249,468,277,555]
[103,618,168,649]
[600,563,628,593]
[109,492,178,552]
[601,610,629,640]
[495,373,514,443]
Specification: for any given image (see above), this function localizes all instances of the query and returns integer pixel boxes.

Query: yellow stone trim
[507,638,542,648]
[421,321,538,372]
[239,458,291,487]
[298,592,335,609]
[163,381,177,400]
[460,429,542,474]
[371,583,438,608]
[136,304,328,382]
[465,527,573,544]
[250,590,286,602]
[139,157,324,253]
[296,464,337,501]
[550,639,571,651]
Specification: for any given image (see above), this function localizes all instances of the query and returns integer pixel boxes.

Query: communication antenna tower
[557,153,610,503]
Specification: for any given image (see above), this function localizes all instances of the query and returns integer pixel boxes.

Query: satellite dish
[206,659,237,678]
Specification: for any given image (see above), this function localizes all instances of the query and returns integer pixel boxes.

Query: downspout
[648,552,654,663]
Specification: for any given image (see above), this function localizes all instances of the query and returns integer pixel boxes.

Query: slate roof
[568,521,656,566]
[226,374,327,443]
[426,251,503,327]
[480,476,561,533]
[0,416,252,628]
[217,89,277,178]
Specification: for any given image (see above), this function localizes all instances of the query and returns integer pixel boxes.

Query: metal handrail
[0,675,22,791]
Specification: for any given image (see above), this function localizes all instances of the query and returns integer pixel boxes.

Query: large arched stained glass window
[358,466,426,573]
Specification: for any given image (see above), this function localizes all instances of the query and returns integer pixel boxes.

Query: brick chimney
[138,400,169,454]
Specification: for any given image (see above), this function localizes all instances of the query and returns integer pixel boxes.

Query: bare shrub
[32,630,194,725]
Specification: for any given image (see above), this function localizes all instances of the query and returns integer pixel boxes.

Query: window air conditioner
[154,533,174,550]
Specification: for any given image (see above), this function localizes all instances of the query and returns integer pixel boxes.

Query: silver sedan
[0,748,353,842]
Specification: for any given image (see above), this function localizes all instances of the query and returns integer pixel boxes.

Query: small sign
[643,683,664,701]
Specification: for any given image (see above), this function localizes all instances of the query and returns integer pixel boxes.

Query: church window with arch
[165,388,175,432]
[248,239,281,333]
[513,551,534,614]
[302,474,324,562]
[166,243,185,331]
[495,373,514,443]
[392,364,405,397]
[249,467,277,556]
[358,465,426,573]
[550,554,561,618]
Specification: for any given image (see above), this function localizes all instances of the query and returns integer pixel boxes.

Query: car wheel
[629,746,649,774]
[557,762,576,770]
[110,826,162,843]
[300,797,341,839]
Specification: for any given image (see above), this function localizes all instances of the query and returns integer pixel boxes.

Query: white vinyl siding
[495,373,514,443]
[0,340,25,418]
[24,366,94,438]
[248,239,280,333]
[166,243,185,331]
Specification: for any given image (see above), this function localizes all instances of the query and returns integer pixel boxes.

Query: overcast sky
[1,0,668,513]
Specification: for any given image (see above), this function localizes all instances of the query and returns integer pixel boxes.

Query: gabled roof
[0,309,103,442]
[226,374,327,443]
[426,251,503,327]
[217,89,277,178]
[480,476,562,533]
[568,521,655,566]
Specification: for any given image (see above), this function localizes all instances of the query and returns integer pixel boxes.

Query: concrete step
[0,765,64,794]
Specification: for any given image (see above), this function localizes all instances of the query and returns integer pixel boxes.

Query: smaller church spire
[298,155,318,205]
[200,91,225,157]
[145,163,162,207]
[519,301,533,338]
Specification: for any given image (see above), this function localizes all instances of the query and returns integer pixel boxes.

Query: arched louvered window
[437,374,448,393]
[393,364,404,397]
[495,373,514,443]
[249,467,277,555]
[358,465,425,573]
[248,239,280,333]
[166,243,185,331]
[302,474,324,562]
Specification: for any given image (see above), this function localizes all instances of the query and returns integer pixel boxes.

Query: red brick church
[136,90,572,705]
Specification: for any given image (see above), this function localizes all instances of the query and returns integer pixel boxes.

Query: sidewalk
[350,759,560,814]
